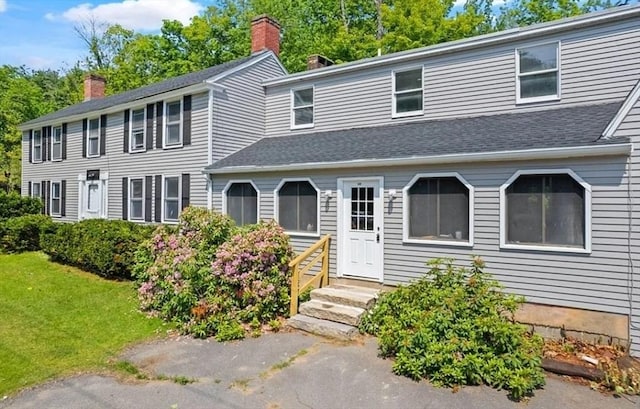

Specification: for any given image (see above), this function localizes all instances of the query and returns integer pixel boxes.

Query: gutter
[203,143,633,175]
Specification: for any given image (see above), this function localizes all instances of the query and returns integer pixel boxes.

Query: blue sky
[0,0,218,70]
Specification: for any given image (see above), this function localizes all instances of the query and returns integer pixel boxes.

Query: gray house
[21,8,640,355]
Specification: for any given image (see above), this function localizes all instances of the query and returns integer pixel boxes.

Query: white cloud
[0,0,7,13]
[50,0,204,31]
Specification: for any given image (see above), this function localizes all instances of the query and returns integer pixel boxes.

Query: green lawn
[0,252,165,396]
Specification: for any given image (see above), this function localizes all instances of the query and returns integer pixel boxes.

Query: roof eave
[262,5,640,87]
[203,143,633,175]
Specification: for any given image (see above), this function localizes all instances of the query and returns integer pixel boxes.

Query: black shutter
[28,130,33,163]
[82,119,88,158]
[47,126,52,161]
[60,180,66,217]
[156,101,163,149]
[62,123,68,160]
[181,173,190,210]
[42,127,48,162]
[154,175,162,222]
[122,177,128,220]
[99,114,107,156]
[183,95,191,146]
[28,181,32,196]
[145,176,152,222]
[123,110,130,153]
[146,104,154,151]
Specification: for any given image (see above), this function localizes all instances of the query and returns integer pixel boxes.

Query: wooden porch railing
[289,234,331,316]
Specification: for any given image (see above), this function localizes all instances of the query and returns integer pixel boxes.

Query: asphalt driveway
[1,332,637,409]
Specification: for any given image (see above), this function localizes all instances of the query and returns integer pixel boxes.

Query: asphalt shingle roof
[21,52,266,128]
[205,102,625,172]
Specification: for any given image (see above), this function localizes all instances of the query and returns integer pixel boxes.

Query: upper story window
[403,174,473,246]
[516,42,560,103]
[393,67,423,117]
[276,180,319,235]
[164,100,182,148]
[130,108,146,152]
[501,170,590,253]
[32,129,42,162]
[87,118,100,157]
[291,87,314,129]
[225,182,258,226]
[52,126,62,161]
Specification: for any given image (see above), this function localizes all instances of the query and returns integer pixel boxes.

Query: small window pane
[89,138,99,156]
[131,180,143,198]
[167,101,181,122]
[519,44,557,73]
[395,69,422,92]
[53,127,62,142]
[278,181,317,233]
[32,183,41,198]
[293,89,313,107]
[52,182,60,197]
[52,199,61,215]
[520,72,558,99]
[89,118,100,132]
[131,201,143,219]
[33,130,42,144]
[165,200,179,221]
[396,91,423,113]
[165,177,179,198]
[294,107,314,125]
[167,124,181,145]
[132,109,145,128]
[52,144,61,159]
[33,146,42,160]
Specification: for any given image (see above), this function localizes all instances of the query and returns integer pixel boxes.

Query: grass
[0,252,165,396]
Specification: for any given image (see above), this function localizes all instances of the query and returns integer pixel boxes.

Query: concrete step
[299,299,365,326]
[311,286,378,309]
[287,314,358,340]
[329,284,381,297]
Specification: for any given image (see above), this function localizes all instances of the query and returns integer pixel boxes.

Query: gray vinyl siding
[611,98,640,355]
[212,56,286,161]
[21,92,211,222]
[211,153,632,333]
[265,18,640,136]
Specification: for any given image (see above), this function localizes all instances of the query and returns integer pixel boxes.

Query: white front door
[78,173,108,220]
[338,177,384,281]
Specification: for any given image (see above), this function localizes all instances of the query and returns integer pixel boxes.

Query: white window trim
[32,129,42,163]
[31,181,41,198]
[274,178,321,237]
[50,181,61,217]
[515,41,561,104]
[402,172,474,247]
[129,108,147,153]
[222,180,261,224]
[51,125,63,162]
[86,117,101,158]
[499,168,591,254]
[163,99,183,149]
[290,86,315,130]
[161,175,181,224]
[391,66,424,118]
[129,177,145,221]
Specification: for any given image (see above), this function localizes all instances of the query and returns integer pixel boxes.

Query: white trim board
[602,79,640,139]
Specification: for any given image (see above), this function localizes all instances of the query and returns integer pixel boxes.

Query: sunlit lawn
[0,252,165,396]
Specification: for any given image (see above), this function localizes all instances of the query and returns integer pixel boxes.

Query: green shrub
[359,258,545,401]
[41,219,154,280]
[134,207,294,340]
[0,191,42,220]
[0,214,55,253]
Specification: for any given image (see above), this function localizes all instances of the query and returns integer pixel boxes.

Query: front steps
[288,284,380,340]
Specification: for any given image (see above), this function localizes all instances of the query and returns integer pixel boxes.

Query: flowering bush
[134,207,293,341]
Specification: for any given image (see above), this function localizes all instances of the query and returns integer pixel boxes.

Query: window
[225,182,258,226]
[291,88,314,128]
[31,182,41,199]
[52,126,62,161]
[51,182,61,216]
[393,68,423,117]
[502,170,590,252]
[163,176,180,222]
[129,178,144,220]
[164,100,182,147]
[32,129,42,162]
[130,108,146,151]
[277,180,318,234]
[404,174,473,245]
[516,42,560,102]
[87,118,100,157]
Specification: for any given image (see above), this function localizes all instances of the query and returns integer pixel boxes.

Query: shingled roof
[21,51,267,128]
[205,102,626,173]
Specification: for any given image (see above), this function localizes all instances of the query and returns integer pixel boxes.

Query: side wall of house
[21,92,210,222]
[212,56,286,161]
[211,153,632,336]
[265,18,640,136]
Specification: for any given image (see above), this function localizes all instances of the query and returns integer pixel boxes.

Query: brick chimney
[84,74,106,101]
[307,54,334,70]
[251,15,280,56]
